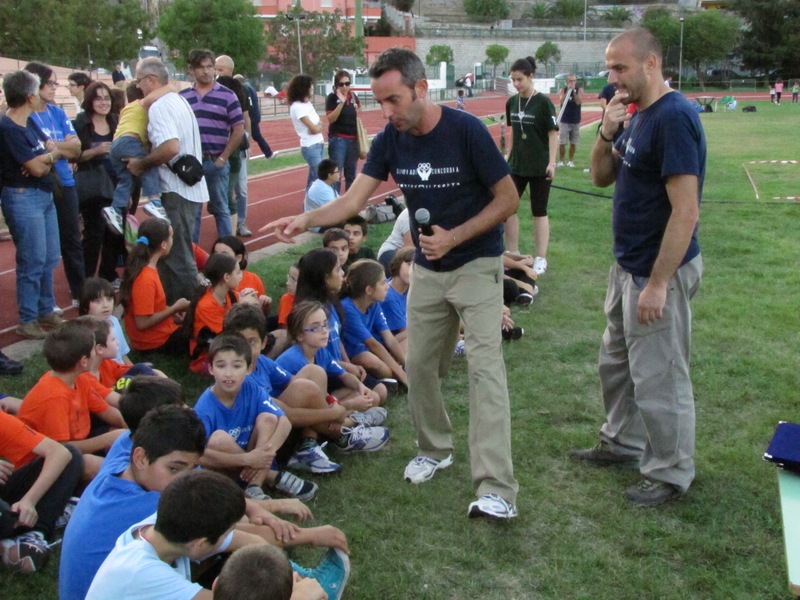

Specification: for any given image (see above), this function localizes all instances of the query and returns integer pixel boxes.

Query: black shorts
[511,174,552,217]
[326,373,381,394]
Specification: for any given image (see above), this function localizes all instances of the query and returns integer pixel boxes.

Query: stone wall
[415,37,611,80]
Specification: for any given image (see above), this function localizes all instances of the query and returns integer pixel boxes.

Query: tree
[463,0,510,23]
[682,11,741,89]
[522,3,550,20]
[730,0,800,76]
[535,41,561,77]
[601,6,632,27]
[389,0,415,12]
[485,44,510,77]
[549,0,590,25]
[641,7,681,67]
[0,0,149,69]
[265,7,364,81]
[157,0,266,74]
[425,45,455,67]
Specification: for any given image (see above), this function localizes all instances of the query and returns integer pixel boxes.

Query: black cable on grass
[551,185,799,205]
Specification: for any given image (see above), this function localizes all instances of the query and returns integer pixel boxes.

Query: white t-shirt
[264,85,279,96]
[378,208,410,258]
[305,178,338,233]
[85,513,233,600]
[290,101,324,147]
[109,315,130,364]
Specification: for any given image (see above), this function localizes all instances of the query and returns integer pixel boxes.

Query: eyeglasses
[303,321,329,333]
[337,81,351,87]
[45,80,59,87]
[133,74,154,85]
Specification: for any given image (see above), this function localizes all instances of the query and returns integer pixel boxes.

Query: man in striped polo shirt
[180,49,244,242]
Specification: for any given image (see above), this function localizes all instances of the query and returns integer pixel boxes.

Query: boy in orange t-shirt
[0,411,83,573]
[17,322,127,480]
[277,264,299,329]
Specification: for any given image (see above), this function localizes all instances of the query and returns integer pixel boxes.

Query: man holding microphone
[557,74,582,167]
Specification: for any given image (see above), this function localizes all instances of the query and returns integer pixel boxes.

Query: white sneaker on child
[143,199,169,221]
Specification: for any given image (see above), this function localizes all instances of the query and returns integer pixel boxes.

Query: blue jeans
[193,160,232,242]
[328,135,359,193]
[300,143,324,191]
[1,187,61,323]
[109,136,162,209]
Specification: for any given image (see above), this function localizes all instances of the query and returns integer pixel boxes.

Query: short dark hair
[187,49,215,70]
[214,545,294,600]
[76,315,112,346]
[43,321,95,372]
[389,246,415,277]
[67,72,92,88]
[322,227,349,247]
[3,70,40,108]
[368,47,425,91]
[317,158,338,180]
[132,405,206,463]
[286,74,313,105]
[223,304,268,341]
[24,62,55,91]
[208,331,252,367]
[79,277,116,315]
[119,376,186,434]
[286,300,327,344]
[212,236,248,270]
[510,56,537,76]
[126,81,144,103]
[81,81,112,114]
[155,470,246,545]
[344,215,368,236]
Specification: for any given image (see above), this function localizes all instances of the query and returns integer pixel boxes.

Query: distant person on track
[288,75,325,191]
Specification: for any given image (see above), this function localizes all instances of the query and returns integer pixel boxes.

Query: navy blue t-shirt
[612,92,705,277]
[560,87,582,124]
[0,116,53,191]
[360,106,509,272]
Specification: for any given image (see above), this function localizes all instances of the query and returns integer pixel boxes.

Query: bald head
[609,27,663,65]
[215,55,234,78]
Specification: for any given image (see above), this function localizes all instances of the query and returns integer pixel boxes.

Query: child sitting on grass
[101,81,172,235]
[193,333,317,502]
[295,249,387,405]
[185,252,259,374]
[278,262,300,329]
[79,277,132,365]
[343,215,376,268]
[17,322,126,480]
[0,412,82,573]
[341,260,408,388]
[278,301,390,453]
[76,316,164,391]
[120,219,191,355]
[322,228,350,270]
[378,247,414,354]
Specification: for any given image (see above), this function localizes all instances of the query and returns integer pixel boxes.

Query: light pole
[286,11,308,73]
[678,17,685,91]
[583,0,588,41]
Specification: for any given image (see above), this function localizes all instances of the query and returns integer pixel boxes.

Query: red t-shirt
[18,372,111,442]
[194,243,209,271]
[125,266,179,351]
[0,411,45,468]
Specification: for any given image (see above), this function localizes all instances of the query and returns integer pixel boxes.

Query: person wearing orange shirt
[0,411,82,573]
[17,322,126,481]
[120,219,191,354]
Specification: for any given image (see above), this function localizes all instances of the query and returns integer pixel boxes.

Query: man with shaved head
[570,28,706,507]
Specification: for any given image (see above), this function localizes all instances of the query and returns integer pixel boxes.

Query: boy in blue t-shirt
[193,332,317,502]
[378,247,413,356]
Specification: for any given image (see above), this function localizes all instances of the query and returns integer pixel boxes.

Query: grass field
[3,100,800,599]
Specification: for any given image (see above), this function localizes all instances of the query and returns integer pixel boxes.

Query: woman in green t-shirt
[504,57,559,276]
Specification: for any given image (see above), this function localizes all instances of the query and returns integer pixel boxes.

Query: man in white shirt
[126,57,209,303]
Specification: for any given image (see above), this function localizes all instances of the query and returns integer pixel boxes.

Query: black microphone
[415,208,440,271]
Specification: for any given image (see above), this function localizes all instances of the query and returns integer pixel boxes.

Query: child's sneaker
[102,206,125,235]
[55,496,80,530]
[292,548,350,600]
[350,407,387,427]
[143,198,169,220]
[378,378,398,394]
[454,339,466,356]
[533,256,548,275]
[287,442,341,474]
[5,531,52,573]
[245,484,271,501]
[271,471,318,502]
[502,326,524,342]
[336,425,389,452]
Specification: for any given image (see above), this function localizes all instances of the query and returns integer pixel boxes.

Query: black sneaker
[569,441,639,468]
[5,531,51,573]
[624,478,682,507]
[502,326,524,342]
[270,470,318,502]
[0,350,23,375]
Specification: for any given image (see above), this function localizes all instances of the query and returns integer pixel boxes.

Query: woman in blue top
[24,63,85,307]
[0,71,63,339]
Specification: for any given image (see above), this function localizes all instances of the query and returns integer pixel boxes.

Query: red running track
[0,90,614,346]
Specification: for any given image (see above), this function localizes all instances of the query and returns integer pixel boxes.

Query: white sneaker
[143,199,169,221]
[404,454,453,484]
[556,161,564,167]
[337,425,389,452]
[468,493,518,519]
[533,256,548,275]
[287,442,341,474]
[567,161,576,167]
[350,407,388,427]
[267,150,281,160]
